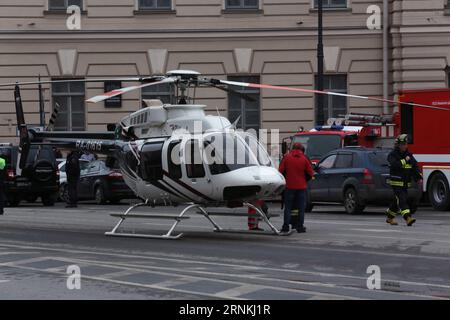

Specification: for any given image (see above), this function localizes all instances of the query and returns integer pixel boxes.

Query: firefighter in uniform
[247,199,268,231]
[386,134,422,226]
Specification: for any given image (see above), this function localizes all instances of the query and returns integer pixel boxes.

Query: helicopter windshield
[237,132,272,167]
[203,133,259,175]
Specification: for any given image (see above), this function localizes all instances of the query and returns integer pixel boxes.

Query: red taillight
[6,168,15,180]
[108,171,122,179]
[362,168,373,184]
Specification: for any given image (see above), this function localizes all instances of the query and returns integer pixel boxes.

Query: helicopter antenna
[216,107,225,130]
[231,115,241,129]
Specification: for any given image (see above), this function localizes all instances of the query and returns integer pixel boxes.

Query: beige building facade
[1,0,450,144]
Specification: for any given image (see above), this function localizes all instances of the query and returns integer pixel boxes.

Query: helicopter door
[139,142,164,184]
[181,139,212,201]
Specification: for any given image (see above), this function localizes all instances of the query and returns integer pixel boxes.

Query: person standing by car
[386,134,423,226]
[279,142,315,233]
[0,156,5,215]
[65,150,81,208]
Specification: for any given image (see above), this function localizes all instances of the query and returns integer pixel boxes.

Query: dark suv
[307,147,422,214]
[0,144,59,206]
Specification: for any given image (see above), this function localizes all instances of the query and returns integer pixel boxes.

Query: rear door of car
[79,161,101,199]
[367,150,391,190]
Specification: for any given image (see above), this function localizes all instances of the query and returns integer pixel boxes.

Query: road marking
[100,270,140,279]
[65,256,443,300]
[0,256,50,266]
[215,285,264,298]
[350,228,403,233]
[0,259,360,300]
[1,241,449,297]
[0,243,444,300]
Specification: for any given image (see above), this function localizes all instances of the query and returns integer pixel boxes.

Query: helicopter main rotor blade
[86,77,175,103]
[0,78,144,88]
[215,79,450,112]
[212,85,256,102]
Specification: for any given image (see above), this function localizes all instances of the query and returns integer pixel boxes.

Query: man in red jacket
[279,142,315,233]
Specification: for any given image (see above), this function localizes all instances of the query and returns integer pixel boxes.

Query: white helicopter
[3,70,446,240]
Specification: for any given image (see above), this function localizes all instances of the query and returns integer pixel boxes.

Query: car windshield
[368,151,390,168]
[203,132,259,175]
[293,134,342,159]
[26,146,55,165]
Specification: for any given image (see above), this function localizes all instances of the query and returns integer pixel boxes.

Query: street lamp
[317,0,325,124]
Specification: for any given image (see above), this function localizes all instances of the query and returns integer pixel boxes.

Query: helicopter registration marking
[76,140,103,151]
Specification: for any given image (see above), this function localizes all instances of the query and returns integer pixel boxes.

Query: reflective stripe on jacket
[387,148,422,187]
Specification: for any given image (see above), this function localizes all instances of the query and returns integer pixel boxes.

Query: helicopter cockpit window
[240,133,272,167]
[140,142,164,182]
[203,133,259,175]
[167,141,182,179]
[185,140,205,178]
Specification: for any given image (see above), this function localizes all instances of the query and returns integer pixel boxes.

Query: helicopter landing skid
[211,202,290,236]
[105,201,290,240]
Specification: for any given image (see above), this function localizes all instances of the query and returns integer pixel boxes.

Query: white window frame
[223,0,262,10]
[47,0,85,11]
[135,0,174,11]
[311,0,350,9]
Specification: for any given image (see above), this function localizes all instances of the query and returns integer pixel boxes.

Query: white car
[57,158,90,186]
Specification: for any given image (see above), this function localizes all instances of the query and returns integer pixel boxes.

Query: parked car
[306,147,422,214]
[59,159,135,204]
[0,143,59,206]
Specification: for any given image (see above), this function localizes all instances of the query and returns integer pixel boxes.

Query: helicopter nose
[250,166,286,197]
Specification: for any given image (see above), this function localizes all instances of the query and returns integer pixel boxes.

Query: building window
[104,81,122,108]
[314,0,347,9]
[138,0,172,10]
[226,0,259,10]
[52,81,85,131]
[49,0,83,10]
[142,83,175,107]
[227,76,261,133]
[315,74,347,125]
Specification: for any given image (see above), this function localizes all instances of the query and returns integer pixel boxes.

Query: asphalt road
[0,200,449,300]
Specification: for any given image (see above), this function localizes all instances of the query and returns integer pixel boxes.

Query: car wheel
[428,172,450,211]
[8,197,20,207]
[42,194,56,206]
[95,186,106,205]
[26,196,38,203]
[344,188,365,215]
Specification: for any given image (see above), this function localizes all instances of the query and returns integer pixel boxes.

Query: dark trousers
[387,187,411,218]
[283,189,306,230]
[0,182,4,214]
[67,177,79,205]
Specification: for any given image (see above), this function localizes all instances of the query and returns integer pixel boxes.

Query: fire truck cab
[285,116,398,165]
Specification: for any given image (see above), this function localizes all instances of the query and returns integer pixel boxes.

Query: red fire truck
[283,88,450,211]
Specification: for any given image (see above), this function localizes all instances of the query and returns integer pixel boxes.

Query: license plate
[16,182,30,187]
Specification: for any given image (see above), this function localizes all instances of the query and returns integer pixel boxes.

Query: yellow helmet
[395,134,409,145]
